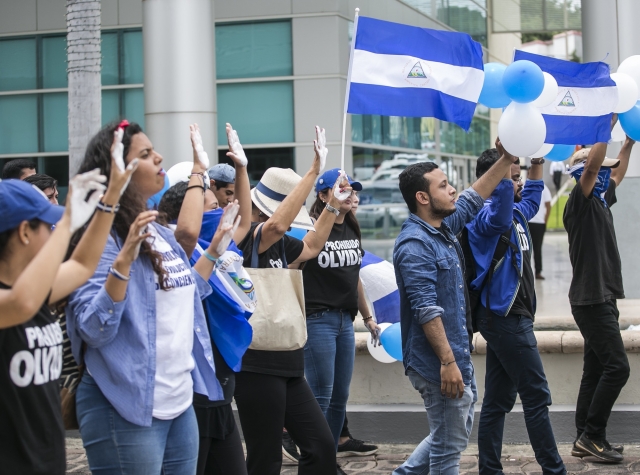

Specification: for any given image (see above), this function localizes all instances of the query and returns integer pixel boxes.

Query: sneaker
[575,434,624,463]
[337,437,379,457]
[337,463,348,475]
[572,439,624,457]
[282,431,300,464]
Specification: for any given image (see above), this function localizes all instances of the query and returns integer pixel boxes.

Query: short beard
[514,192,523,203]
[427,190,456,219]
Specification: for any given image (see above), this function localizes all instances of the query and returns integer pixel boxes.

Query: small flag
[513,50,617,145]
[346,16,485,130]
[360,252,400,324]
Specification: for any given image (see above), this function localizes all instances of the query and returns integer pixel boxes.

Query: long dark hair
[309,193,361,242]
[72,121,170,289]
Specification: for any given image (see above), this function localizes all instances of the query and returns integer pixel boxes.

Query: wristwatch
[530,158,545,165]
[325,204,340,216]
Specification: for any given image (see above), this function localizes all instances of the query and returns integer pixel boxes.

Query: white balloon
[367,322,397,363]
[166,161,195,186]
[532,72,559,108]
[498,102,547,158]
[611,73,639,113]
[530,143,553,158]
[618,56,640,91]
[610,120,626,142]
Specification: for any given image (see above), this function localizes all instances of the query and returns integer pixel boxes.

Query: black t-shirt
[508,220,535,320]
[0,283,65,475]
[237,222,305,377]
[303,221,363,319]
[563,179,623,305]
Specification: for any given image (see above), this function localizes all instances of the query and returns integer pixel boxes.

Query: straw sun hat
[250,167,315,232]
[569,148,620,168]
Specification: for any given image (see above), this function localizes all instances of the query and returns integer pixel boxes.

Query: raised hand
[495,137,517,163]
[226,123,248,167]
[119,211,158,263]
[68,169,107,233]
[112,127,126,172]
[110,128,139,196]
[332,170,352,202]
[190,123,210,171]
[313,126,328,173]
[211,200,241,256]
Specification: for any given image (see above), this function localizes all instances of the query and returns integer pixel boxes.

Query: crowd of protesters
[0,113,634,475]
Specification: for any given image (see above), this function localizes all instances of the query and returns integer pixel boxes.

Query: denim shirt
[393,188,484,386]
[66,223,223,427]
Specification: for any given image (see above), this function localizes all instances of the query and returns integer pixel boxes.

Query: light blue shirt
[66,223,223,427]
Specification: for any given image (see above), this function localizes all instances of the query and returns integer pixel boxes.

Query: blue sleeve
[67,236,128,348]
[443,187,485,235]
[394,237,444,325]
[468,179,514,237]
[515,179,543,221]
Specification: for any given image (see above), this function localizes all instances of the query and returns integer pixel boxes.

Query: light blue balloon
[379,322,403,361]
[147,172,170,209]
[619,100,640,141]
[545,144,575,162]
[479,63,511,109]
[503,60,545,103]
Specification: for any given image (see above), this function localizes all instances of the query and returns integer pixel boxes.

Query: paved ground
[66,439,640,474]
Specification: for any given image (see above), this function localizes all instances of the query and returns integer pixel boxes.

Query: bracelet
[530,158,545,165]
[441,360,456,366]
[362,316,373,322]
[203,250,218,262]
[109,266,130,281]
[96,201,120,214]
[325,204,340,216]
[186,185,205,193]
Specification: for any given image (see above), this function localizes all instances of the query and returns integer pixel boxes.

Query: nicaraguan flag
[513,50,616,145]
[346,16,484,130]
[360,253,400,324]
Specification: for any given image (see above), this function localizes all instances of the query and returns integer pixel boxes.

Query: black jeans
[477,307,565,475]
[196,421,247,475]
[572,300,630,440]
[234,371,336,475]
[528,222,546,275]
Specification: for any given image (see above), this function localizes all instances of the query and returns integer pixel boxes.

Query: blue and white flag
[513,50,617,145]
[360,252,400,324]
[346,16,485,130]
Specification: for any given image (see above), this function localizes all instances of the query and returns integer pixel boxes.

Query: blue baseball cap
[207,163,236,184]
[0,179,65,233]
[315,168,362,194]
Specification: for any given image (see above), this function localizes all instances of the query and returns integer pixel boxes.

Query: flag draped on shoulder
[360,252,400,324]
[513,50,616,145]
[346,16,485,130]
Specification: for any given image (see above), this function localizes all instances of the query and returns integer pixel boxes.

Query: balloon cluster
[367,322,403,363]
[479,56,640,162]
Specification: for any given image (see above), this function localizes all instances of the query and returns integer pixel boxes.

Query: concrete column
[142,0,216,168]
[582,0,640,297]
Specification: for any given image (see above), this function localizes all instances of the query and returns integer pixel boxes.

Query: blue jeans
[76,373,198,475]
[478,309,565,475]
[303,309,355,448]
[393,368,477,475]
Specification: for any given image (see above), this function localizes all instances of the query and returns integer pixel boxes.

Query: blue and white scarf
[569,162,612,207]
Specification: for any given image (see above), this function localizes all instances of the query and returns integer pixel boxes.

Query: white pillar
[142,0,216,168]
[582,0,640,298]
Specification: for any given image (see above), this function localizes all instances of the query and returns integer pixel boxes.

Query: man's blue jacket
[465,178,544,317]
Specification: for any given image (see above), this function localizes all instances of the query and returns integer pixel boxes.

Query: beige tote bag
[245,225,307,351]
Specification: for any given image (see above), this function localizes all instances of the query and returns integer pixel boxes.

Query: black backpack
[458,223,518,330]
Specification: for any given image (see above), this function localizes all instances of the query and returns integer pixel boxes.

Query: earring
[25,240,29,244]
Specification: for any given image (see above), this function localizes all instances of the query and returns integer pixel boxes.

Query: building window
[351,115,430,150]
[216,20,292,79]
[439,115,490,157]
[218,147,294,185]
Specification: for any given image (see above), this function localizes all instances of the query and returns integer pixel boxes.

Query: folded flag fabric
[360,252,400,324]
[346,16,484,130]
[513,50,616,145]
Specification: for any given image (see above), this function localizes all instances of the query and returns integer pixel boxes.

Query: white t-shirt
[529,185,552,224]
[148,224,196,419]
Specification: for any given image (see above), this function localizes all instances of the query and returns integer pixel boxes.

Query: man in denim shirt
[392,143,517,475]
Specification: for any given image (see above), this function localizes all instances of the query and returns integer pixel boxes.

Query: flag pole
[341,7,360,171]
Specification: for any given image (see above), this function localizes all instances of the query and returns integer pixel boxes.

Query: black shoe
[337,463,348,475]
[575,434,624,463]
[337,437,379,457]
[282,431,300,464]
[572,439,624,457]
